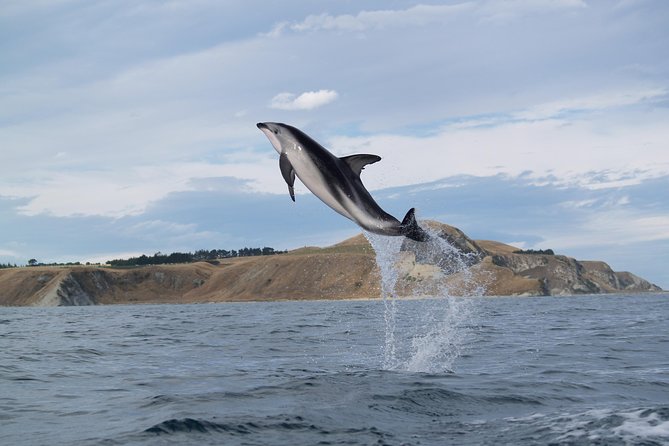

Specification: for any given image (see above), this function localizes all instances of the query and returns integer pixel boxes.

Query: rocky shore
[0,222,661,306]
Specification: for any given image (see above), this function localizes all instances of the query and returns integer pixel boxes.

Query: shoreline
[3,290,667,309]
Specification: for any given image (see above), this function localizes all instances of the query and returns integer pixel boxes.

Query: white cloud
[266,1,586,36]
[5,159,280,218]
[321,86,669,193]
[327,115,669,194]
[123,219,219,245]
[478,0,587,22]
[541,211,669,250]
[0,0,78,18]
[0,248,19,257]
[83,251,146,265]
[614,0,650,10]
[559,198,599,209]
[514,87,667,121]
[125,220,198,235]
[269,3,474,35]
[283,2,473,32]
[269,89,339,111]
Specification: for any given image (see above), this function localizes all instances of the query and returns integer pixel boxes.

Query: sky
[1,0,668,288]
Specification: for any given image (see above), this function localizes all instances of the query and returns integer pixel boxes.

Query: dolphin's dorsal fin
[279,152,296,202]
[340,154,381,177]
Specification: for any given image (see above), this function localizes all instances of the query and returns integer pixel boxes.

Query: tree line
[0,262,18,269]
[107,247,286,267]
[513,248,555,255]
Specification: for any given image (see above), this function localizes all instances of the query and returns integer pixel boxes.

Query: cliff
[0,221,661,306]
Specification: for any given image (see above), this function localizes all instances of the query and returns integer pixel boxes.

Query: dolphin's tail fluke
[400,208,430,242]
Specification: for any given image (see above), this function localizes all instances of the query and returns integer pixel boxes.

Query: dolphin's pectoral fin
[279,152,296,202]
[340,154,382,177]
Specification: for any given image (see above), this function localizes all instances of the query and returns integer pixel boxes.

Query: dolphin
[257,122,429,242]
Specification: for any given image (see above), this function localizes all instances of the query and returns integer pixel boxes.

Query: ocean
[1,293,668,445]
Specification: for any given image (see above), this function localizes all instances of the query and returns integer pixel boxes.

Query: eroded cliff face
[0,264,215,306]
[0,222,661,306]
[485,253,659,295]
[394,222,661,297]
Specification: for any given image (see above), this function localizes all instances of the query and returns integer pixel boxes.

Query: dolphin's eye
[273,129,280,135]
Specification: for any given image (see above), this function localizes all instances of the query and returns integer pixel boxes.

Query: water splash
[365,223,486,373]
[362,234,404,369]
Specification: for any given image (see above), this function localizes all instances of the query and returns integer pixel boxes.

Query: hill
[0,221,661,306]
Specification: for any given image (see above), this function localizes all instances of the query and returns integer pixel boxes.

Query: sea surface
[1,294,668,445]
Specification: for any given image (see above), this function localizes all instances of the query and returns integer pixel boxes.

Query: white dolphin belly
[288,151,400,234]
[288,152,355,221]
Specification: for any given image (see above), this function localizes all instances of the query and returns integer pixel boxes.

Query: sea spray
[363,233,404,369]
[365,223,486,373]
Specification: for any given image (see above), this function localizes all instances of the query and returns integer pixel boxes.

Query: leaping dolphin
[257,122,429,242]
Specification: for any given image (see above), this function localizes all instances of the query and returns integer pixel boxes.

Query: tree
[28,258,38,266]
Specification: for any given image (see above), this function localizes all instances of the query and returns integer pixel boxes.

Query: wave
[139,404,668,445]
[369,386,543,418]
[142,415,393,443]
[145,418,256,435]
[504,406,669,445]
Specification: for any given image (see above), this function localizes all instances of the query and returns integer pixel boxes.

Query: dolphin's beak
[257,122,282,154]
[257,122,273,138]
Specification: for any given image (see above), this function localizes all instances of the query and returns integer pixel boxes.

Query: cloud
[326,93,669,193]
[514,87,668,121]
[4,160,281,218]
[269,89,339,111]
[266,1,587,36]
[478,0,587,23]
[266,3,474,36]
[0,248,18,257]
[123,219,218,246]
[539,210,669,249]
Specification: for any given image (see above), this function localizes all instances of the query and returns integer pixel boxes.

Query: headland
[0,221,661,306]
